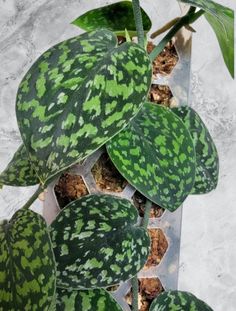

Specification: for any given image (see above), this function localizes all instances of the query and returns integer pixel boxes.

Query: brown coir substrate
[149,84,174,107]
[147,41,179,77]
[126,278,164,311]
[54,173,88,208]
[91,152,128,192]
[144,229,168,268]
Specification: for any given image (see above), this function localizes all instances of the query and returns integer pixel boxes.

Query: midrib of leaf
[207,12,229,40]
[22,141,44,185]
[198,2,232,40]
[130,109,189,161]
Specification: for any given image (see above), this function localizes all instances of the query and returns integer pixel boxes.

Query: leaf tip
[70,19,76,26]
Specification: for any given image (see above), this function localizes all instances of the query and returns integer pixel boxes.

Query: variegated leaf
[172,106,219,194]
[150,290,213,311]
[49,194,150,289]
[107,103,196,211]
[179,0,234,77]
[16,29,152,186]
[0,209,56,311]
[0,144,39,188]
[55,288,122,311]
[72,1,152,36]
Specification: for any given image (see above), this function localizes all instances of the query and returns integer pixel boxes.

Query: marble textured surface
[0,1,235,310]
[178,1,236,309]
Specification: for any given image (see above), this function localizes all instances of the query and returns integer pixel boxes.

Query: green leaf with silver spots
[107,103,196,211]
[0,209,56,311]
[72,1,152,36]
[16,29,152,186]
[150,290,213,311]
[172,106,219,194]
[49,194,150,289]
[179,0,234,77]
[0,144,39,188]
[54,288,122,311]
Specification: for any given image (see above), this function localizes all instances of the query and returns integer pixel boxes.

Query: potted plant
[0,0,234,310]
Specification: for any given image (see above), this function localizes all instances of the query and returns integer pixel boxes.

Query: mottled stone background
[0,0,235,310]
[179,0,236,309]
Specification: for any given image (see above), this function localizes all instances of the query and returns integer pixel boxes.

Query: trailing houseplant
[0,0,234,310]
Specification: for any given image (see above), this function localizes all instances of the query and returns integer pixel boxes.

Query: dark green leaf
[179,0,234,77]
[0,209,56,311]
[150,290,213,311]
[16,29,152,186]
[72,1,152,35]
[172,106,219,194]
[0,144,39,188]
[55,288,122,311]
[49,194,150,289]
[107,103,196,211]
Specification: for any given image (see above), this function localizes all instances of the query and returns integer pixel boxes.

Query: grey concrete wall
[0,1,235,310]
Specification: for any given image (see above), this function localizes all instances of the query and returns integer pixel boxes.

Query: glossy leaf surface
[150,290,213,311]
[180,0,234,77]
[173,106,219,194]
[16,29,152,186]
[72,1,152,35]
[50,194,150,289]
[55,288,122,311]
[0,209,56,310]
[0,144,39,188]
[107,103,196,211]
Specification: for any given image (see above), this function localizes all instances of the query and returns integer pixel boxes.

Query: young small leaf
[179,0,234,77]
[149,290,213,311]
[172,106,219,194]
[107,103,196,211]
[49,194,150,289]
[55,288,122,311]
[0,209,56,311]
[0,144,39,187]
[16,29,152,186]
[72,1,152,36]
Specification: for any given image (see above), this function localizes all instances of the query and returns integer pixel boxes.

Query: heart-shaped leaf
[0,209,56,310]
[179,0,234,77]
[150,290,213,311]
[54,288,122,311]
[172,106,219,194]
[49,194,150,289]
[72,1,152,36]
[0,144,39,188]
[107,103,196,211]
[16,29,152,186]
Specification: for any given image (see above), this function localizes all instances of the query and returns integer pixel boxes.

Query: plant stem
[142,199,152,229]
[131,275,139,311]
[188,6,197,15]
[22,185,43,210]
[132,0,145,48]
[131,200,152,310]
[189,8,205,23]
[151,17,181,39]
[149,8,205,62]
